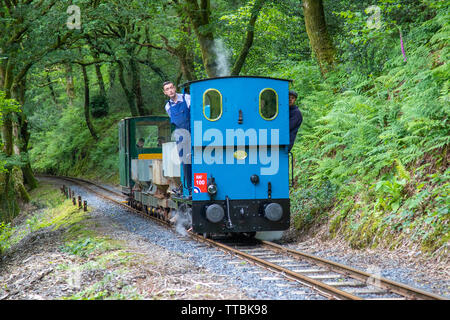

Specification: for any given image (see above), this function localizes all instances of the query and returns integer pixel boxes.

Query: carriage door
[119,120,130,187]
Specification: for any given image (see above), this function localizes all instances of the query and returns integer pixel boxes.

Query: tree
[302,0,335,75]
[82,0,173,115]
[231,0,266,75]
[183,0,267,77]
[0,0,75,221]
[79,63,99,141]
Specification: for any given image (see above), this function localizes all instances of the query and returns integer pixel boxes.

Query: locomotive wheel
[243,232,256,239]
[229,232,256,239]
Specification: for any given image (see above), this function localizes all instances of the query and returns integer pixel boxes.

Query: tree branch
[131,40,164,51]
[231,0,266,75]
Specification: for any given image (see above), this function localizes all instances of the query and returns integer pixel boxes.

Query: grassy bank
[0,181,143,299]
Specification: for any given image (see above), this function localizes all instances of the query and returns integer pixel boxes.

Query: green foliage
[372,175,407,213]
[0,91,21,126]
[29,105,125,183]
[90,95,109,118]
[0,92,21,172]
[0,222,14,255]
[288,5,449,252]
[290,181,337,232]
[218,1,309,74]
[65,270,142,300]
[60,237,104,258]
[15,0,449,255]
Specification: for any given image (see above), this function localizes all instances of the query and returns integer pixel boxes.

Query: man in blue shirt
[163,81,192,196]
[288,90,303,152]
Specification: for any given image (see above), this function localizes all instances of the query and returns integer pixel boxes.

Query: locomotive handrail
[289,151,294,187]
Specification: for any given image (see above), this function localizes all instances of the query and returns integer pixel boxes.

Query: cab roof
[180,75,293,88]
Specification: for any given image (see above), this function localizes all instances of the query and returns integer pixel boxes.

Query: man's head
[163,81,177,100]
[289,90,298,107]
[137,138,145,148]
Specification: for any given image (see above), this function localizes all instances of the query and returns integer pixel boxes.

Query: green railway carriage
[118,115,172,194]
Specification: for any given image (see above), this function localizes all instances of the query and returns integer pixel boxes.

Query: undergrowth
[1,181,143,299]
[29,110,127,184]
[289,6,449,256]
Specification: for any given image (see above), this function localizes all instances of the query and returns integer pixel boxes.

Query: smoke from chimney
[213,39,231,77]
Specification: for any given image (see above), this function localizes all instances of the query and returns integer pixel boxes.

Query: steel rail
[43,175,359,299]
[261,241,447,300]
[190,233,363,300]
[38,174,171,228]
[41,175,447,301]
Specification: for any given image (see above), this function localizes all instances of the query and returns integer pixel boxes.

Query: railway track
[39,175,447,300]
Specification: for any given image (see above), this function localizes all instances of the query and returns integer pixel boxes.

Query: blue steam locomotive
[119,76,292,236]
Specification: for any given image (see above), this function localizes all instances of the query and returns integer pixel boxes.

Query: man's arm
[165,101,171,117]
[185,94,191,109]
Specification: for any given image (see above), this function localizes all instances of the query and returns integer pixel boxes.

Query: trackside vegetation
[288,5,449,255]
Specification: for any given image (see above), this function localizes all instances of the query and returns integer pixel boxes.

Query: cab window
[259,88,278,120]
[203,89,222,121]
[135,122,169,149]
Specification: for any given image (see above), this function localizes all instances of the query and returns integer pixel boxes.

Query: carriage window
[259,88,278,120]
[135,123,161,149]
[203,89,222,121]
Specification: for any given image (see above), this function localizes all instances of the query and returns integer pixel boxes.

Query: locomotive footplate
[192,198,290,234]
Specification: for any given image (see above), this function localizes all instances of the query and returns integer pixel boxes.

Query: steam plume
[213,39,231,77]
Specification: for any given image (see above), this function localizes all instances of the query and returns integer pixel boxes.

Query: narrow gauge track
[40,175,446,300]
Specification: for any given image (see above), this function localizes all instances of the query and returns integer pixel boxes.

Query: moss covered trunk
[1,116,21,222]
[184,0,219,77]
[303,0,335,75]
[0,67,32,222]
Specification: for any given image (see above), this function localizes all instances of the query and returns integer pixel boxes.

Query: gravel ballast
[1,177,447,300]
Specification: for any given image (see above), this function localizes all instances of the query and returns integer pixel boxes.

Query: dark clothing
[289,104,302,152]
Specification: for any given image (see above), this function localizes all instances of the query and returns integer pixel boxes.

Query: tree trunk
[0,63,33,223]
[18,112,38,190]
[80,64,99,141]
[46,72,59,106]
[302,0,335,75]
[117,60,138,116]
[231,0,266,75]
[0,169,20,222]
[184,0,219,77]
[93,51,107,97]
[65,63,76,106]
[129,58,146,116]
[11,77,37,191]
